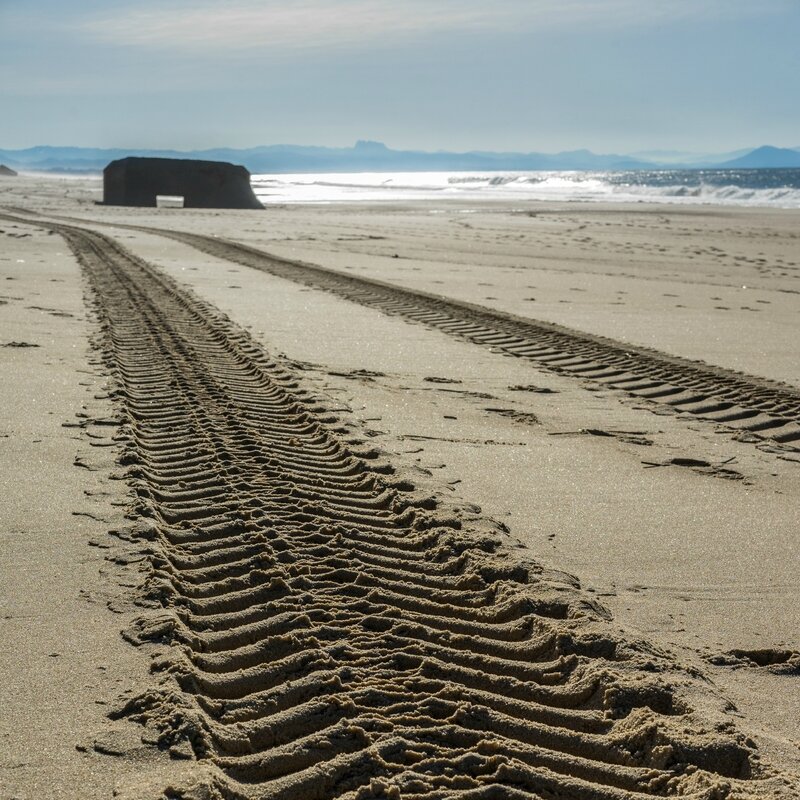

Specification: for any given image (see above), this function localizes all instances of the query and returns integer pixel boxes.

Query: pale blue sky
[1,0,798,152]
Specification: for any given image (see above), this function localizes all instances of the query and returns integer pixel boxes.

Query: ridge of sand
[53,220,798,797]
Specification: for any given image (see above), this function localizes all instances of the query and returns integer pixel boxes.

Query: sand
[0,219,193,797]
[0,174,798,798]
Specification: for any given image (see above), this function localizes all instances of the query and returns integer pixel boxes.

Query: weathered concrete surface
[103,157,262,209]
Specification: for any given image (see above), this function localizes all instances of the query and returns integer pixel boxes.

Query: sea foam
[251,168,800,208]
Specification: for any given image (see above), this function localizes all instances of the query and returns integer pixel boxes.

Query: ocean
[251,168,800,208]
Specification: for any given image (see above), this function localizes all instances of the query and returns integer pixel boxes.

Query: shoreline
[7,167,800,210]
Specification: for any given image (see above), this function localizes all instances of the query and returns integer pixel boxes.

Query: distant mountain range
[2,141,800,174]
[715,145,800,169]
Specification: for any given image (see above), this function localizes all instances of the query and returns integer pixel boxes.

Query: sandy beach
[1,174,798,798]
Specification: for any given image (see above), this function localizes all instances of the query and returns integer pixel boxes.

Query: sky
[1,0,799,154]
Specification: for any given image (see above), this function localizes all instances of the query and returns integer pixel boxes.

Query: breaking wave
[251,168,800,208]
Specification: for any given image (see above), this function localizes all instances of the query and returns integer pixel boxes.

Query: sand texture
[1,176,798,798]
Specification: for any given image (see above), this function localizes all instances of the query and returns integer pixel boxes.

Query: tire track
[30,218,791,798]
[5,209,799,448]
[123,224,800,449]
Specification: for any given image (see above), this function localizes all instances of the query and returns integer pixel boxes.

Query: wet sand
[1,174,798,797]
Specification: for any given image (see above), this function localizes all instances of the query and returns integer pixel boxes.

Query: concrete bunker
[103,157,263,209]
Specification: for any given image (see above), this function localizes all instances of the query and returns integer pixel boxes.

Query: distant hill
[718,145,800,169]
[2,142,799,174]
[0,141,653,174]
[0,164,18,176]
[629,147,753,165]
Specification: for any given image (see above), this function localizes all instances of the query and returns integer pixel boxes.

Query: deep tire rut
[133,225,800,449]
[27,219,798,797]
[5,208,799,447]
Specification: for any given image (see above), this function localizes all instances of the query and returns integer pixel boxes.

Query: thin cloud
[74,0,791,52]
[77,1,490,51]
